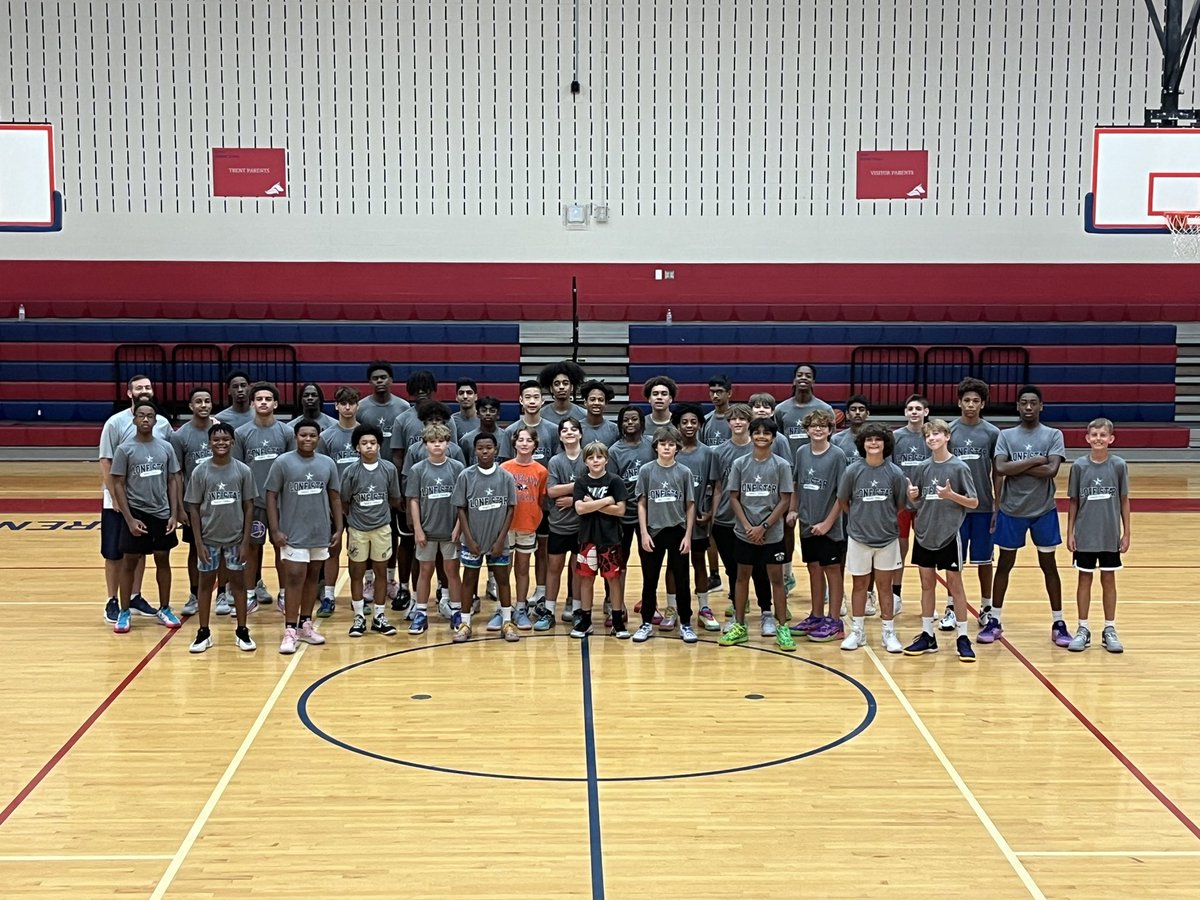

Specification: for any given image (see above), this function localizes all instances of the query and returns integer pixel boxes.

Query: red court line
[0,625,182,828]
[933,573,1200,841]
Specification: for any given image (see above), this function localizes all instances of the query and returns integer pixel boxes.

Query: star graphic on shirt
[964,438,974,447]
[305,472,314,480]
[261,439,271,447]
[485,487,495,496]
[807,467,816,476]
[199,441,209,452]
[217,482,227,490]
[1093,477,1104,486]
[434,477,445,486]
[1024,443,1033,452]
[871,479,879,487]
[144,454,154,463]
[377,417,387,427]
[661,480,671,489]
[754,474,763,483]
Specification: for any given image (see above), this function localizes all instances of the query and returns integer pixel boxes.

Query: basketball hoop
[1163,212,1200,260]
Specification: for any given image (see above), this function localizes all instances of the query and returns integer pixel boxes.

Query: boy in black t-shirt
[572,442,629,638]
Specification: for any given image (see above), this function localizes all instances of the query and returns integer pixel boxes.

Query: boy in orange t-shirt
[502,427,549,629]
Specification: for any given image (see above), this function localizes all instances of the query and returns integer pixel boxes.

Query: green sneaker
[775,625,797,652]
[718,621,749,646]
[724,604,735,618]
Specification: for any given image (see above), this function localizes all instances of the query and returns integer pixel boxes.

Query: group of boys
[98,361,1130,658]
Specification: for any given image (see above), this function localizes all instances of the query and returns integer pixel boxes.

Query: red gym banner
[855,149,928,200]
[211,148,287,198]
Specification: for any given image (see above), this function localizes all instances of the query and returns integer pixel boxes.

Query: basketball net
[1163,212,1200,260]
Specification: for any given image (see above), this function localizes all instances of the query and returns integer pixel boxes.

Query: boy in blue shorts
[1066,419,1130,653]
[184,422,257,653]
[453,433,518,642]
[980,385,1067,645]
[943,377,1002,630]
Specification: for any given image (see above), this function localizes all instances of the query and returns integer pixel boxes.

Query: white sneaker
[938,606,957,631]
[680,624,698,644]
[865,591,878,616]
[279,626,298,655]
[188,631,212,653]
[299,620,326,645]
[977,604,993,626]
[761,612,777,637]
[214,592,233,616]
[632,623,655,642]
[882,629,903,654]
[276,588,286,615]
[840,627,866,650]
[182,594,199,616]
[486,573,498,599]
[721,618,736,634]
[893,596,903,617]
[839,598,848,616]
[437,595,455,620]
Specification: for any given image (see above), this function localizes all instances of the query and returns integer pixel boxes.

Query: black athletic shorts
[536,512,550,537]
[734,539,787,568]
[911,536,963,572]
[101,508,124,561]
[548,530,579,556]
[800,534,847,567]
[1073,550,1122,572]
[118,508,179,556]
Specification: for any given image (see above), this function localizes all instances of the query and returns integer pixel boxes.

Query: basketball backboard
[0,123,60,231]
[1086,126,1200,233]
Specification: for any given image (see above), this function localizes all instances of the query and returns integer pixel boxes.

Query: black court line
[580,637,605,899]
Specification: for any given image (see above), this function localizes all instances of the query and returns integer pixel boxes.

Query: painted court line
[865,646,1045,899]
[0,853,174,862]
[579,638,606,900]
[0,625,182,828]
[151,569,346,898]
[1015,850,1200,858]
[933,571,1200,842]
[150,643,309,899]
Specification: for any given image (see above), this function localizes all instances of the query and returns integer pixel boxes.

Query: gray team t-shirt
[838,460,907,547]
[911,455,978,550]
[831,429,862,465]
[318,424,361,468]
[775,396,834,450]
[356,395,411,456]
[184,458,254,545]
[713,440,754,526]
[678,443,717,539]
[171,421,215,482]
[98,408,173,509]
[234,419,297,504]
[505,418,560,465]
[111,436,180,518]
[393,409,460,454]
[893,426,931,471]
[1068,455,1129,553]
[701,412,732,448]
[547,451,588,534]
[288,411,338,431]
[581,418,619,449]
[794,444,848,541]
[264,451,341,548]
[459,428,513,465]
[407,457,466,540]
[214,405,255,431]
[452,465,518,551]
[607,436,655,525]
[540,403,588,426]
[995,423,1066,518]
[949,419,1001,513]
[635,460,695,535]
[340,459,402,532]
[729,453,793,544]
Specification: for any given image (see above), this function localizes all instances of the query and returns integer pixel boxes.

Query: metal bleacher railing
[851,345,1031,415]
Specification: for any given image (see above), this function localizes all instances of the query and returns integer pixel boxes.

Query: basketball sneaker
[1068,625,1091,652]
[1101,626,1124,653]
[956,635,976,663]
[698,606,721,631]
[156,607,182,628]
[129,594,157,617]
[234,626,256,652]
[903,632,938,656]
[348,614,368,637]
[279,626,298,655]
[1051,620,1072,648]
[372,613,397,636]
[679,623,699,644]
[299,620,326,645]
[977,618,1003,643]
[718,622,749,647]
[114,608,132,634]
[938,604,957,631]
[631,623,655,643]
[189,628,213,653]
[182,594,199,616]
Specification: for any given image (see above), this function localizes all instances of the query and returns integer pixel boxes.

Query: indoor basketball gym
[2,2,1200,898]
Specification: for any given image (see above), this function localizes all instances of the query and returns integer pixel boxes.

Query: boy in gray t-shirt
[339,422,403,639]
[984,385,1068,647]
[1065,418,1131,654]
[407,423,467,638]
[453,433,518,642]
[265,420,343,655]
[634,425,696,642]
[675,403,721,631]
[719,417,795,652]
[183,421,257,654]
[110,400,183,634]
[902,420,979,662]
[172,387,218,615]
[835,423,907,654]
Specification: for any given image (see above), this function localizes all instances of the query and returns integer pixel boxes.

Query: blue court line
[580,638,606,900]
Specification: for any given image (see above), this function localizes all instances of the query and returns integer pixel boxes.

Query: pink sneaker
[279,626,298,655]
[299,620,326,645]
[386,579,400,601]
[363,576,375,602]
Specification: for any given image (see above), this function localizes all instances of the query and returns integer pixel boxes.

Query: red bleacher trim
[630,345,1178,366]
[1,425,101,446]
[671,384,1176,404]
[0,342,520,364]
[2,262,1200,321]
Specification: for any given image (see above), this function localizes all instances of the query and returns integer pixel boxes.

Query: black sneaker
[571,608,585,632]
[188,627,213,654]
[129,593,158,617]
[348,614,368,637]
[903,631,938,656]
[104,596,119,624]
[371,613,398,636]
[706,573,722,592]
[956,635,976,663]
